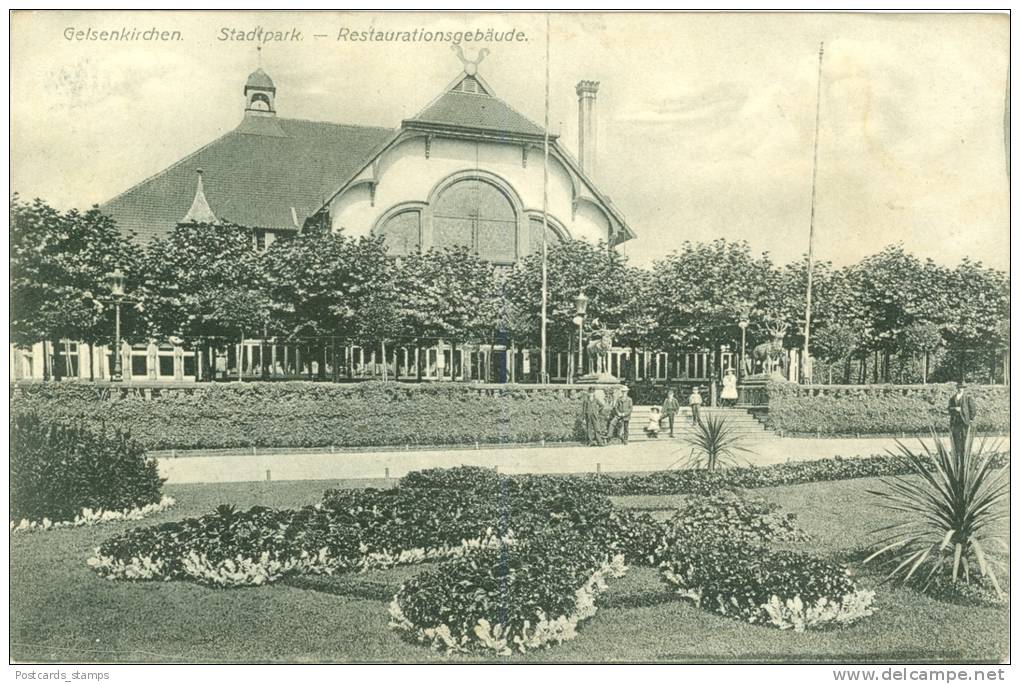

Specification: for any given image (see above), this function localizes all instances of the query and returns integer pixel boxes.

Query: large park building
[11,60,759,385]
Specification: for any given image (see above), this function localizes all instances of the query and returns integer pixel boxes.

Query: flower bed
[89,466,879,648]
[660,540,875,631]
[400,450,1009,500]
[390,529,627,655]
[11,496,177,534]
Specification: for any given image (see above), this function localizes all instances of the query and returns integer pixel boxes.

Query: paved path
[156,435,1010,484]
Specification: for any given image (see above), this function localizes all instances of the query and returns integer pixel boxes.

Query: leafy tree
[140,221,267,378]
[394,247,497,379]
[849,245,953,382]
[901,320,943,383]
[649,239,779,380]
[502,239,638,379]
[940,258,1009,382]
[10,196,143,379]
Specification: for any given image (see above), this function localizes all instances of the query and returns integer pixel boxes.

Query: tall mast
[803,42,824,384]
[540,13,551,383]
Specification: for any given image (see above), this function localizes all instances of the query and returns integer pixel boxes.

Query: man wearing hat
[607,386,634,444]
[947,380,977,456]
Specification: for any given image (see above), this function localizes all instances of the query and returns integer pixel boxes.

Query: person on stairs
[688,386,703,426]
[661,389,681,437]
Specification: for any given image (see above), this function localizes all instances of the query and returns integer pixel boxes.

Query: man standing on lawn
[661,388,681,437]
[582,387,607,447]
[608,386,634,444]
[948,380,977,456]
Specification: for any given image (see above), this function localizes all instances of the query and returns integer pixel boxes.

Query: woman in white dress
[721,368,739,407]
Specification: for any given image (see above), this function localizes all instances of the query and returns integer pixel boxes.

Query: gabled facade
[321,71,635,264]
[99,62,635,263]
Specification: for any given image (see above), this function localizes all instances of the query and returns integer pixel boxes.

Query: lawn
[10,475,1009,663]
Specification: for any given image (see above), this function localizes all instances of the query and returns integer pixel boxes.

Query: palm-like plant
[681,414,754,470]
[864,432,1009,598]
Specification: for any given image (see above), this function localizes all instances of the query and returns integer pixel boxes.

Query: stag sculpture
[751,321,788,377]
[585,323,614,376]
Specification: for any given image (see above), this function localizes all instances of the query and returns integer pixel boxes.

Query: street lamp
[738,308,750,379]
[573,292,589,380]
[108,269,127,382]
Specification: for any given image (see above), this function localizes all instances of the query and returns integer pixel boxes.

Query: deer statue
[585,321,614,376]
[751,320,788,378]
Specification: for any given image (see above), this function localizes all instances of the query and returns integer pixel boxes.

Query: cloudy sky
[11,11,1010,269]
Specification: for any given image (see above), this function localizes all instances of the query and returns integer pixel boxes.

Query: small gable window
[378,210,422,256]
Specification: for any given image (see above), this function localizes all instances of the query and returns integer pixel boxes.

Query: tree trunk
[859,355,867,384]
[237,334,244,383]
[50,340,62,381]
[843,356,852,384]
[872,350,879,383]
[923,351,929,384]
[415,345,422,382]
[381,339,388,382]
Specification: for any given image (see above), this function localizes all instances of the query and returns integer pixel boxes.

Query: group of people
[581,386,635,446]
[581,370,743,447]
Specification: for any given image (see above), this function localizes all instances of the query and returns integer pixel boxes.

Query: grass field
[10,475,1009,663]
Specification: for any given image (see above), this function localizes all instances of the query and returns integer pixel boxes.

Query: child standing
[645,407,662,438]
[688,386,703,426]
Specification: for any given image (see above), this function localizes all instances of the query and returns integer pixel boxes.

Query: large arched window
[377,209,421,256]
[433,179,517,264]
[527,217,564,255]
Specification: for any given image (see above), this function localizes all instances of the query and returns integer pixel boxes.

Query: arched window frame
[524,210,571,253]
[424,170,527,264]
[371,201,427,257]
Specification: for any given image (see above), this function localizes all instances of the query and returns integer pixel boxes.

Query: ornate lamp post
[572,291,589,381]
[108,269,127,382]
[738,306,750,379]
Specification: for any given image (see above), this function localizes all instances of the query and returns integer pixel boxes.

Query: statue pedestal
[576,372,620,385]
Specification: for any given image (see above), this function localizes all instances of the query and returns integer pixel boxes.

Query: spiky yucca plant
[865,432,1009,598]
[681,414,755,471]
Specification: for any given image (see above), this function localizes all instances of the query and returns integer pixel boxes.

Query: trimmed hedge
[400,451,1010,499]
[765,381,1009,435]
[10,381,602,451]
[11,413,165,523]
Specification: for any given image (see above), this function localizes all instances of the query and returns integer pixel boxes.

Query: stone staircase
[620,406,775,443]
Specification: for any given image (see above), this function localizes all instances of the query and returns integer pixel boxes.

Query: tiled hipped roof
[100,118,392,244]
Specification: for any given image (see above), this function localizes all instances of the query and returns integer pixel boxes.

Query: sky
[10,11,1011,270]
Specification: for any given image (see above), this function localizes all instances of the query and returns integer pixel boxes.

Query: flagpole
[803,42,824,385]
[540,13,550,384]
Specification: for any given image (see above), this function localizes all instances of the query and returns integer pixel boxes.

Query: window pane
[132,355,148,377]
[378,211,420,256]
[159,356,175,376]
[476,219,516,264]
[433,216,474,251]
[528,217,562,255]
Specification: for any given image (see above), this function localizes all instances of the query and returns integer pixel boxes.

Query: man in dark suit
[947,381,977,456]
[608,387,634,444]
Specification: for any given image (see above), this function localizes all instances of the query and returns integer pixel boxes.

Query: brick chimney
[576,80,600,177]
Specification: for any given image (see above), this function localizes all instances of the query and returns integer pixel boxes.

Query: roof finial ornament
[181,167,218,224]
[451,44,489,77]
[256,45,262,68]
